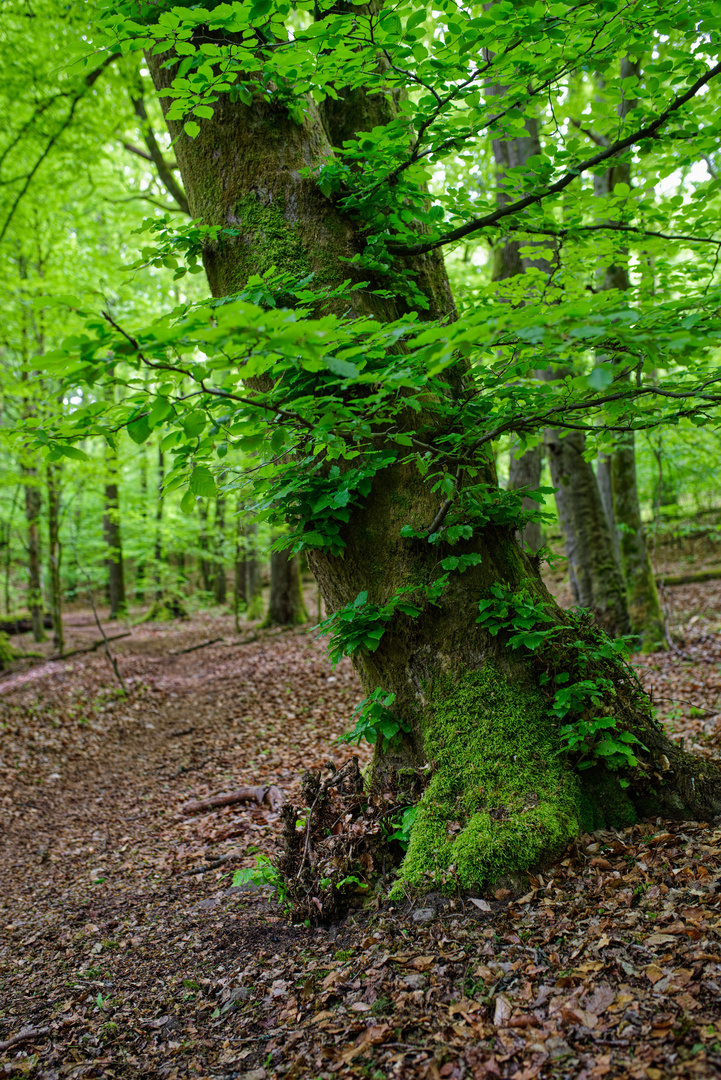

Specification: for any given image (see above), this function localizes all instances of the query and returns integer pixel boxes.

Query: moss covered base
[392,663,584,896]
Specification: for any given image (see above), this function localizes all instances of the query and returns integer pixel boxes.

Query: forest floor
[2,545,721,1080]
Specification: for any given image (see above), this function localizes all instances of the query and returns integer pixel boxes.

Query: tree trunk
[147,42,721,896]
[197,499,213,594]
[508,445,544,554]
[592,59,666,652]
[265,549,307,627]
[213,494,227,605]
[596,452,620,564]
[23,467,46,642]
[545,428,630,637]
[612,435,666,650]
[154,446,164,600]
[245,521,263,620]
[47,464,63,655]
[135,447,148,601]
[103,459,126,620]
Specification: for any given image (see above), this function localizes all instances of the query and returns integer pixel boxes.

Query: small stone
[228,986,251,1002]
[412,907,435,924]
[403,973,426,990]
[193,897,218,911]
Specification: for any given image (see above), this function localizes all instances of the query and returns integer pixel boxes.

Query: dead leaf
[493,994,513,1026]
[645,964,664,984]
[469,897,491,911]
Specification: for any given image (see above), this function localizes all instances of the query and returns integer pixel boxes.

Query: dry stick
[50,632,131,661]
[171,636,225,656]
[0,1027,50,1053]
[182,785,285,815]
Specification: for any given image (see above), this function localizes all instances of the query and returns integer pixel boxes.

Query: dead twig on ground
[0,1026,50,1052]
[181,785,285,815]
[171,636,225,655]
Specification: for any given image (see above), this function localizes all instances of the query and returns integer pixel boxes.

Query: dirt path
[2,602,721,1079]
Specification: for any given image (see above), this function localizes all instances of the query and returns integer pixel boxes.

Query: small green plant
[336,688,411,754]
[387,806,418,850]
[232,855,289,908]
[371,994,395,1016]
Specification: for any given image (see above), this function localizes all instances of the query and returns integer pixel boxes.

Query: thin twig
[0,1027,50,1053]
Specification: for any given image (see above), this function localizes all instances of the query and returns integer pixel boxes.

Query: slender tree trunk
[154,446,164,600]
[545,428,630,637]
[508,445,544,554]
[213,494,227,604]
[234,511,246,633]
[245,521,263,620]
[47,464,63,654]
[3,485,20,616]
[136,448,148,601]
[103,450,126,620]
[23,468,46,642]
[198,500,212,593]
[265,549,307,626]
[147,42,721,895]
[594,59,665,651]
[596,452,620,562]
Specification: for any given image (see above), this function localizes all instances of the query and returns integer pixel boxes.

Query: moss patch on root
[0,631,15,670]
[394,664,585,895]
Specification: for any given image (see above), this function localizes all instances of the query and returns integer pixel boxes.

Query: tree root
[276,758,407,924]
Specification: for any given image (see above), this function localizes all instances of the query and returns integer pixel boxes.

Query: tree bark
[147,40,721,895]
[596,452,620,564]
[265,549,307,627]
[23,467,46,642]
[46,464,63,654]
[545,428,630,637]
[508,445,544,554]
[197,499,213,594]
[103,460,126,621]
[593,59,666,651]
[135,447,148,601]
[154,445,164,600]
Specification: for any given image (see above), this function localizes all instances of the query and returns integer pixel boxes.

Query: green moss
[233,195,310,283]
[394,663,583,894]
[580,767,637,829]
[0,631,15,670]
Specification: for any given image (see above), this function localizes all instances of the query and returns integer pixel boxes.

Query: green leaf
[127,416,151,444]
[189,466,217,498]
[184,120,201,139]
[180,490,197,515]
[182,409,207,438]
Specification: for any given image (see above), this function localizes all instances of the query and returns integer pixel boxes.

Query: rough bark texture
[23,468,46,642]
[265,550,307,627]
[147,38,721,895]
[545,428,630,637]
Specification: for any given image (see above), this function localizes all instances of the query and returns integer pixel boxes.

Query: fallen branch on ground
[659,566,721,586]
[53,633,131,660]
[0,615,52,635]
[182,785,285,815]
[0,1027,51,1052]
[180,851,244,876]
[171,636,225,655]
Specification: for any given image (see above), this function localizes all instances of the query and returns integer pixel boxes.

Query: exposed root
[276,758,406,924]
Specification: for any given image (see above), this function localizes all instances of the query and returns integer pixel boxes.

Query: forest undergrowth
[1,577,721,1080]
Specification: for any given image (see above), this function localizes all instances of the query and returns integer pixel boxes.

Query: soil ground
[2,558,721,1080]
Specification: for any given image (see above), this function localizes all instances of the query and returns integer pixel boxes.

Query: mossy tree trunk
[148,43,721,895]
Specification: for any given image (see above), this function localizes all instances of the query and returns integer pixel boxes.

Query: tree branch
[131,94,189,214]
[386,61,721,257]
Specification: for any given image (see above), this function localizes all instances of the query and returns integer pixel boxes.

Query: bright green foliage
[394,665,584,893]
[336,688,411,756]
